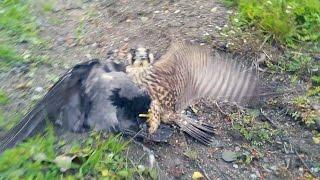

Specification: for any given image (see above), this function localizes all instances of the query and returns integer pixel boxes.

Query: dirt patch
[1,0,319,179]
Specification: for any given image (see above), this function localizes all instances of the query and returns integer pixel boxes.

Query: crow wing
[0,59,173,153]
[0,60,99,153]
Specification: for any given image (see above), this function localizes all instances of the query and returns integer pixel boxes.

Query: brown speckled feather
[151,42,258,111]
[126,42,258,144]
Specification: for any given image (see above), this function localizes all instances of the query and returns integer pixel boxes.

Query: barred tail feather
[175,115,215,145]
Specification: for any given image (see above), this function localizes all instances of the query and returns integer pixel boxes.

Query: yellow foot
[148,120,160,134]
[138,112,158,133]
[139,108,160,134]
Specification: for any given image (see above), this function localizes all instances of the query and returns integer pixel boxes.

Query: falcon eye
[146,49,154,64]
[127,48,136,65]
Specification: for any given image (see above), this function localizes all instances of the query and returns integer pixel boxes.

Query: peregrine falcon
[126,41,258,144]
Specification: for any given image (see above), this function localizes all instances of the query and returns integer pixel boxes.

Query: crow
[0,58,173,154]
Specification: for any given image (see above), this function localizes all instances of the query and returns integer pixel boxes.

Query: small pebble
[222,150,237,162]
[91,43,97,48]
[149,153,155,169]
[270,166,277,171]
[235,146,241,151]
[210,7,218,13]
[35,87,44,93]
[215,26,222,30]
[203,32,209,36]
[141,17,149,22]
[138,165,145,171]
[298,167,304,172]
[262,157,270,163]
[250,174,258,179]
[85,54,92,60]
[311,167,319,173]
[233,164,239,169]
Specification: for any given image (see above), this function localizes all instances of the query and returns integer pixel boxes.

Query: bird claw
[138,112,159,134]
[148,126,157,134]
[138,113,150,118]
[147,115,160,134]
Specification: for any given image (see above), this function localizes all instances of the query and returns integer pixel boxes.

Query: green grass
[0,90,9,105]
[231,110,280,147]
[0,0,41,70]
[0,127,154,179]
[0,2,146,177]
[287,95,319,129]
[225,0,320,47]
[223,0,320,135]
[267,52,318,79]
[0,0,39,43]
[267,51,320,131]
[0,89,147,178]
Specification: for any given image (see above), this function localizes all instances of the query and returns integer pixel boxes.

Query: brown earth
[0,0,319,179]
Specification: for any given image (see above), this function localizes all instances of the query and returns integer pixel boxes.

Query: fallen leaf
[313,136,320,144]
[118,170,130,177]
[210,7,218,13]
[149,168,158,179]
[33,152,47,162]
[101,169,110,176]
[16,81,32,89]
[192,171,204,179]
[53,155,75,172]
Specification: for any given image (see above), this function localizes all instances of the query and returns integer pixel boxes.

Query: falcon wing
[153,42,258,111]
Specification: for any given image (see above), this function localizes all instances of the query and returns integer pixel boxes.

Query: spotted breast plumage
[125,42,258,144]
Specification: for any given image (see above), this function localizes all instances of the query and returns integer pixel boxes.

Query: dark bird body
[126,42,258,144]
[0,59,173,153]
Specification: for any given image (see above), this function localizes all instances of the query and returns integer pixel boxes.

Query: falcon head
[127,47,154,68]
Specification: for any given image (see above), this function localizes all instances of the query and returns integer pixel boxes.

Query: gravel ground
[1,0,319,179]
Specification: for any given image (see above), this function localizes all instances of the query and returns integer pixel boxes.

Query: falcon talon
[138,113,150,118]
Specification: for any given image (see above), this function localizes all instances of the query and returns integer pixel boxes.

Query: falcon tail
[175,115,215,145]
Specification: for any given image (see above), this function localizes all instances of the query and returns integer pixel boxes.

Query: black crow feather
[0,59,173,154]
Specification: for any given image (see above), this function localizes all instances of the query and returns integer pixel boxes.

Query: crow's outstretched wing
[0,59,174,153]
[0,60,99,153]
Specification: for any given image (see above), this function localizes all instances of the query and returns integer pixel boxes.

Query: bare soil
[1,0,319,179]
